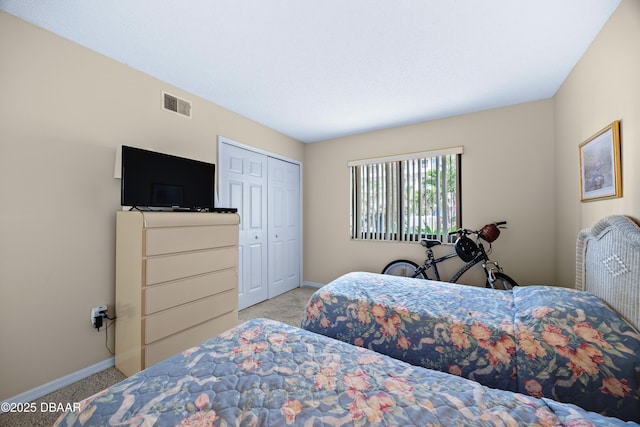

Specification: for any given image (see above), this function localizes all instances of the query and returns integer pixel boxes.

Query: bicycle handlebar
[449,221,508,236]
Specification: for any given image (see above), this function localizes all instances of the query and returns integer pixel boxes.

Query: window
[349,147,462,242]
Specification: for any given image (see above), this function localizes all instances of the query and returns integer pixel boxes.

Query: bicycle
[381,221,519,290]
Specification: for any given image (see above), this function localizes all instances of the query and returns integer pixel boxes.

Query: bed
[54,318,637,426]
[301,215,640,422]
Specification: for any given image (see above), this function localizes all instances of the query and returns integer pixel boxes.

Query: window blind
[349,146,462,242]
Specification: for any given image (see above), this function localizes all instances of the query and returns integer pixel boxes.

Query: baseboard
[2,357,115,410]
[302,281,324,288]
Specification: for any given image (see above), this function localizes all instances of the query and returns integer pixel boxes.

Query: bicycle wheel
[488,272,519,290]
[382,260,427,279]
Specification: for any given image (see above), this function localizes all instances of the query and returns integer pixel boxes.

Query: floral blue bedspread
[54,318,636,426]
[301,272,640,422]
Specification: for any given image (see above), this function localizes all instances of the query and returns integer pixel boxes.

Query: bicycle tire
[488,272,519,290]
[382,260,427,279]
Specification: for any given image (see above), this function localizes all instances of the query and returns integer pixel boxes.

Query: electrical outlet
[91,305,108,327]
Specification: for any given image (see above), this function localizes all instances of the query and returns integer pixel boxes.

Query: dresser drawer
[143,289,237,344]
[145,246,237,286]
[144,310,238,367]
[145,225,239,256]
[144,268,237,315]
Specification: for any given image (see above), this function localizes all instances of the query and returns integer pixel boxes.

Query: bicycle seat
[420,239,441,248]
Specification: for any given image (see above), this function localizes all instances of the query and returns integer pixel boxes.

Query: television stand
[210,207,238,214]
[171,207,198,212]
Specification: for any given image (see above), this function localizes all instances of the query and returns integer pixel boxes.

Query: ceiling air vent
[163,91,192,118]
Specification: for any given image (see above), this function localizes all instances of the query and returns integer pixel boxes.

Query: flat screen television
[121,145,215,210]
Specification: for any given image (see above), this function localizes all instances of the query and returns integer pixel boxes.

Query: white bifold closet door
[267,156,300,299]
[218,140,301,310]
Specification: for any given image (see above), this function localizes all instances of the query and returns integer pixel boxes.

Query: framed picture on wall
[579,120,622,202]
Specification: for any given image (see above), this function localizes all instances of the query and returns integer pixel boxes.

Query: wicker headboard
[576,215,640,332]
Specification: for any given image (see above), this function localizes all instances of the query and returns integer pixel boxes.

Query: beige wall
[0,11,303,401]
[304,0,640,289]
[304,100,556,286]
[553,0,640,286]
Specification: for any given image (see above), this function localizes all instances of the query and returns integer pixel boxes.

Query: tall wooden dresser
[115,211,240,377]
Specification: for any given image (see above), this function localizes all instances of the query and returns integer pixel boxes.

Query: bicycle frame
[420,243,491,283]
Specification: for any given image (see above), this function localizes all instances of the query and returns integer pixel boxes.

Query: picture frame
[579,120,621,202]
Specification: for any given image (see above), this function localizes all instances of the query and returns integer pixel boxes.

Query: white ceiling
[1,1,620,143]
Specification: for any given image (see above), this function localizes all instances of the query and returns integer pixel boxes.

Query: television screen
[121,145,215,210]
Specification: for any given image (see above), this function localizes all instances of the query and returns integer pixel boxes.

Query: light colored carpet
[238,285,317,327]
[0,286,318,427]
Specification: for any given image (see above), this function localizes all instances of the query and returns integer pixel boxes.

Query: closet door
[268,157,301,298]
[219,143,268,310]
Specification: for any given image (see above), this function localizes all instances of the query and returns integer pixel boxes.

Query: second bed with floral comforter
[301,272,640,422]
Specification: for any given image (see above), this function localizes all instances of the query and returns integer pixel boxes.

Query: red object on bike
[479,223,500,243]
